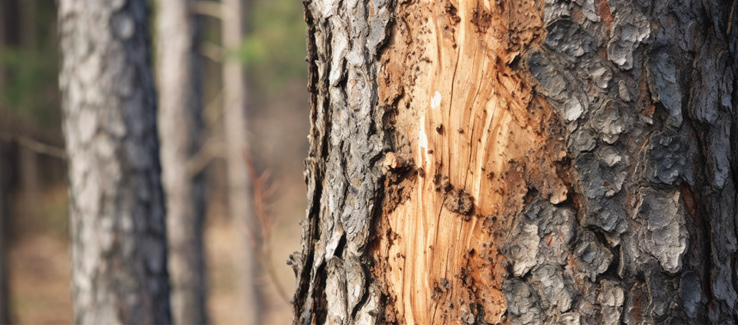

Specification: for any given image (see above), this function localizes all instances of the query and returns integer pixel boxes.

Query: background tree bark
[155,1,208,324]
[0,141,10,325]
[0,1,9,321]
[292,0,738,324]
[58,0,171,323]
[222,0,260,323]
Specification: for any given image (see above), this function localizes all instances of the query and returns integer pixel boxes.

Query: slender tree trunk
[18,0,39,229]
[58,0,172,323]
[0,142,10,325]
[0,0,5,90]
[291,0,738,324]
[18,147,39,227]
[222,0,260,323]
[155,1,207,324]
[0,3,10,320]
[19,0,36,51]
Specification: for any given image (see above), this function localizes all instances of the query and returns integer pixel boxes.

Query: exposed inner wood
[372,0,570,323]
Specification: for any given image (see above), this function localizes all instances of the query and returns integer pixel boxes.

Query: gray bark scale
[504,0,738,323]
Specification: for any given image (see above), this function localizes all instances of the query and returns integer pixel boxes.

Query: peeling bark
[59,0,172,323]
[292,0,738,324]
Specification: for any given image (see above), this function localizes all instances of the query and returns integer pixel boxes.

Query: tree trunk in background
[155,1,207,324]
[18,147,39,227]
[19,0,36,50]
[18,0,39,229]
[58,0,171,323]
[0,0,5,89]
[222,0,260,323]
[0,142,10,325]
[291,0,738,324]
[0,3,12,323]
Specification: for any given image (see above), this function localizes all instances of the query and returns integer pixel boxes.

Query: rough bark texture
[59,0,172,323]
[222,0,260,323]
[292,0,738,324]
[155,1,207,324]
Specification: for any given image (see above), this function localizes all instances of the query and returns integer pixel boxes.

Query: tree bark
[222,0,260,323]
[155,1,207,324]
[291,0,738,324]
[58,0,172,323]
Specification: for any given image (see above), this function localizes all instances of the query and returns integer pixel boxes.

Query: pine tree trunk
[19,0,36,51]
[155,1,207,324]
[0,0,5,90]
[222,0,260,323]
[0,2,9,321]
[291,0,738,323]
[58,0,172,323]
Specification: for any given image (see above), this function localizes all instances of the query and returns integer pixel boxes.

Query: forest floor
[8,182,304,324]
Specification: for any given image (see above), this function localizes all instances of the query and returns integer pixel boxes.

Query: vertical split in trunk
[293,0,738,324]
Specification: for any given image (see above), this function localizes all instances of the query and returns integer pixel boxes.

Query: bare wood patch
[372,0,570,323]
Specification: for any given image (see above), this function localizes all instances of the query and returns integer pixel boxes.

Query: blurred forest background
[0,0,308,323]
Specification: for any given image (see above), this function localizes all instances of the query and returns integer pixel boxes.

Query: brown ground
[8,188,302,325]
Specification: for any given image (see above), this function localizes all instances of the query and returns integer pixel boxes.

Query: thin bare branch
[186,138,226,179]
[0,131,67,160]
[240,152,292,304]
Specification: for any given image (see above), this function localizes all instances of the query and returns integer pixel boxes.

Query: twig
[0,131,67,160]
[239,151,292,304]
[186,138,226,179]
